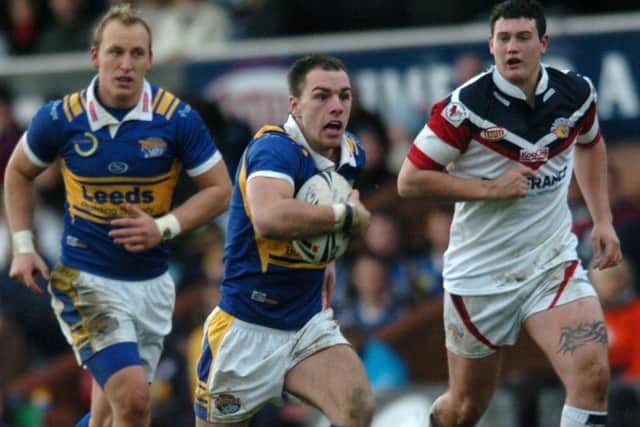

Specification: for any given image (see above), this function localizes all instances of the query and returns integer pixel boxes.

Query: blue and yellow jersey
[218,115,366,330]
[24,77,222,280]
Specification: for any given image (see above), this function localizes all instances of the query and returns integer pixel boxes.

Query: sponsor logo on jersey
[528,165,568,190]
[550,117,573,138]
[73,132,99,157]
[65,235,88,248]
[480,127,507,141]
[108,161,129,174]
[214,394,241,415]
[442,101,468,127]
[138,138,167,158]
[520,147,549,163]
[82,186,154,204]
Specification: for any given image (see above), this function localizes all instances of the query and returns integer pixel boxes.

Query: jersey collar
[85,76,153,133]
[283,114,356,171]
[491,64,549,101]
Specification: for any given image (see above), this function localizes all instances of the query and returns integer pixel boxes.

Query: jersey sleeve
[406,99,470,170]
[244,135,300,189]
[24,100,65,166]
[174,103,222,176]
[575,76,601,146]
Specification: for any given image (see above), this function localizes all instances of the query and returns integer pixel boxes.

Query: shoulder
[31,89,86,129]
[51,89,88,124]
[247,124,306,159]
[546,66,595,103]
[150,86,189,122]
[455,70,494,111]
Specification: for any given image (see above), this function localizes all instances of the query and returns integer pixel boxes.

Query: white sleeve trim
[21,133,51,168]
[414,125,461,165]
[247,171,294,190]
[577,115,600,144]
[186,151,222,177]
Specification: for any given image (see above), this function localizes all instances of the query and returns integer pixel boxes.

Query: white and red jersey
[407,65,601,295]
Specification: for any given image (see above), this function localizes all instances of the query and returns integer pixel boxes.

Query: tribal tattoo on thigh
[557,321,608,355]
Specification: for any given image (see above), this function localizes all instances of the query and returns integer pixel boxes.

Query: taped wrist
[155,213,181,241]
[12,230,35,255]
[331,203,358,233]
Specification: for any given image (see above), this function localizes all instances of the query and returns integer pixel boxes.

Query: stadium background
[2,1,640,426]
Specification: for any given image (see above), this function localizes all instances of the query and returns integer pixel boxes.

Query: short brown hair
[287,54,348,98]
[93,3,152,51]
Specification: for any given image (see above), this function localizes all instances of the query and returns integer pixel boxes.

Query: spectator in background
[452,51,486,87]
[339,253,409,393]
[0,85,23,187]
[590,259,640,426]
[150,0,231,62]
[1,0,46,55]
[590,259,640,382]
[410,207,452,302]
[36,0,94,53]
[348,106,399,213]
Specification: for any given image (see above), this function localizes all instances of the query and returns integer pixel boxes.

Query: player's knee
[582,359,610,404]
[113,384,150,423]
[341,385,375,427]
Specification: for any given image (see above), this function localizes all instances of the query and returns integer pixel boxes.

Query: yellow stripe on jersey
[346,136,359,155]
[155,91,175,116]
[165,97,180,120]
[253,125,284,139]
[49,265,92,355]
[152,88,164,110]
[63,95,73,122]
[69,92,83,117]
[62,159,182,224]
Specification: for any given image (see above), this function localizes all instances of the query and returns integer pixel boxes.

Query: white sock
[561,404,607,427]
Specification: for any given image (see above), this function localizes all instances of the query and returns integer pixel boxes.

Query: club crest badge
[442,101,468,127]
[214,394,241,415]
[138,138,168,158]
[550,118,573,139]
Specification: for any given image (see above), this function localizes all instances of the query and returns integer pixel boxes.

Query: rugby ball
[293,170,352,264]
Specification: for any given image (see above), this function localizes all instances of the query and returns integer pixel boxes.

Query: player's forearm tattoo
[558,321,607,354]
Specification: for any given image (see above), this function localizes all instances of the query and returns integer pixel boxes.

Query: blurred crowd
[2,2,640,426]
[1,0,640,60]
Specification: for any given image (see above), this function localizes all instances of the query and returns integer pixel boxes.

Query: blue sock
[75,412,91,427]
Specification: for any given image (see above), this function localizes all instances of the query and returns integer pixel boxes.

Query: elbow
[397,179,410,198]
[251,212,279,239]
[397,175,419,199]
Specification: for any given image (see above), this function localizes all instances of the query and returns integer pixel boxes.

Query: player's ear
[289,95,300,118]
[90,47,99,69]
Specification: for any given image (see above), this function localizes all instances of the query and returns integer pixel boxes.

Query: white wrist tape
[155,213,181,241]
[12,230,36,255]
[332,203,347,231]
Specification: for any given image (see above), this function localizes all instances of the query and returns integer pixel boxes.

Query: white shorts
[48,263,175,381]
[194,307,349,423]
[444,261,596,358]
